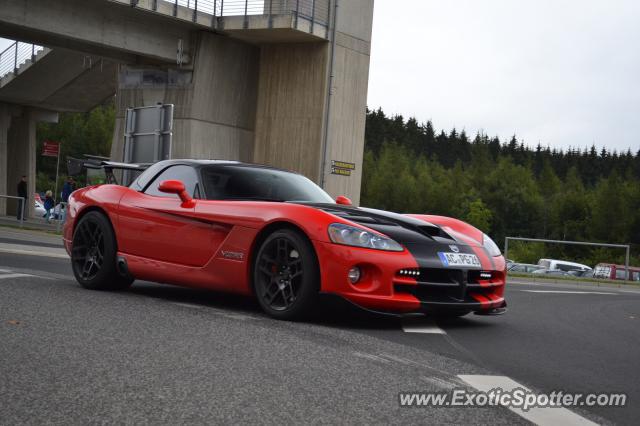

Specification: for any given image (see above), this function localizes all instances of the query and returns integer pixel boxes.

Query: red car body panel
[65,179,506,315]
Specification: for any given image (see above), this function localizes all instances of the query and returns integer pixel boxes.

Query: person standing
[61,176,75,203]
[43,190,54,223]
[16,175,27,221]
[60,176,75,223]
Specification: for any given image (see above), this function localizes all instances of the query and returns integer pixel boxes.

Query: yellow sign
[331,160,356,177]
[331,160,356,170]
[331,167,352,177]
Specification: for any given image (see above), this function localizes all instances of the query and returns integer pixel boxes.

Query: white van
[537,259,592,272]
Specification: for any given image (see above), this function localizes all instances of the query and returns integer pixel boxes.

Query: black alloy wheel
[253,229,319,320]
[71,211,133,291]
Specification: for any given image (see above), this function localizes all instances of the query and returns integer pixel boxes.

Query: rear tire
[253,229,319,320]
[71,211,133,291]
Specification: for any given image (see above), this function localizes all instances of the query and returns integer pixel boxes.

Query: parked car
[567,269,594,278]
[537,258,592,273]
[532,268,573,277]
[508,263,543,273]
[593,263,640,281]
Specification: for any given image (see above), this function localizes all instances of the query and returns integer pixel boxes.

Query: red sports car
[64,160,506,320]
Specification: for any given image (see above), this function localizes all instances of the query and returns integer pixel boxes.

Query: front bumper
[313,241,506,315]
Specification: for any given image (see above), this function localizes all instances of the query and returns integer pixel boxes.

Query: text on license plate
[437,252,481,267]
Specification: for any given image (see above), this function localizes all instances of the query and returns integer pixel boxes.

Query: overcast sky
[2,1,639,152]
[368,0,640,152]
[0,38,11,51]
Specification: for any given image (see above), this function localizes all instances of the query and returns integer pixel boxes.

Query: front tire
[253,229,319,320]
[71,211,133,291]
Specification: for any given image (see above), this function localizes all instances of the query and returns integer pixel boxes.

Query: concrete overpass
[0,0,374,217]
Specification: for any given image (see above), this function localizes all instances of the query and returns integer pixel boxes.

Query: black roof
[129,159,299,191]
[147,159,290,171]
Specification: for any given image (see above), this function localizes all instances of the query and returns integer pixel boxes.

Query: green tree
[35,100,115,193]
[464,199,492,233]
[360,107,639,264]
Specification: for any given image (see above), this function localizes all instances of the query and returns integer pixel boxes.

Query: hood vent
[321,209,399,226]
[317,205,454,241]
[419,225,452,239]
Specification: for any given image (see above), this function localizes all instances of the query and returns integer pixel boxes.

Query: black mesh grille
[394,268,497,303]
[416,268,463,285]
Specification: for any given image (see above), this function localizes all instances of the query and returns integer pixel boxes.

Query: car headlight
[328,223,403,252]
[483,234,501,257]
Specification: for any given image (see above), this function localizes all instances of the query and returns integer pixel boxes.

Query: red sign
[42,140,60,157]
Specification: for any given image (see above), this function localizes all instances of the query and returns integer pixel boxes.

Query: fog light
[348,266,361,283]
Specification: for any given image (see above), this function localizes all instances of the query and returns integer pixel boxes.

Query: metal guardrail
[0,194,69,230]
[0,41,44,81]
[134,0,330,29]
[0,195,26,228]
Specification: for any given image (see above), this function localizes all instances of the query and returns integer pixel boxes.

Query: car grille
[394,268,502,303]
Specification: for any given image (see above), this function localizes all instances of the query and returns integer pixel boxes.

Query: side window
[144,165,199,199]
[557,263,573,272]
[538,260,550,269]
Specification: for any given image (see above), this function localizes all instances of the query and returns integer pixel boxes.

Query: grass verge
[508,272,640,287]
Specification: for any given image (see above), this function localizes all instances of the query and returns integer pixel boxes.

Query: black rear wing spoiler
[68,156,152,185]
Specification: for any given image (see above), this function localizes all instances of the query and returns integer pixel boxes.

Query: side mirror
[158,180,193,206]
[336,195,352,206]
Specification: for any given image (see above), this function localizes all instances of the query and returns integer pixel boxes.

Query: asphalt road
[1,231,638,425]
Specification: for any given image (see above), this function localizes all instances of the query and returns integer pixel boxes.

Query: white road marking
[353,352,391,363]
[217,312,256,321]
[171,302,203,309]
[519,290,617,295]
[421,376,458,390]
[0,273,34,280]
[459,375,598,426]
[617,289,640,294]
[378,353,457,377]
[402,319,447,334]
[169,303,256,320]
[379,353,422,366]
[0,247,68,259]
[207,307,257,321]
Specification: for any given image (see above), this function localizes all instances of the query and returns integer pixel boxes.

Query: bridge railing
[140,0,330,27]
[0,41,44,80]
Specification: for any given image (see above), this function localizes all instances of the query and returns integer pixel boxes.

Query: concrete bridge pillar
[109,0,373,204]
[254,0,374,204]
[0,106,57,218]
[0,104,9,216]
[111,32,260,165]
[4,107,36,219]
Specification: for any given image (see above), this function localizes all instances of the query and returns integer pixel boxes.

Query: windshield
[201,165,335,203]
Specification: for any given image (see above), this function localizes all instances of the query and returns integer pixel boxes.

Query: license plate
[438,252,481,268]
